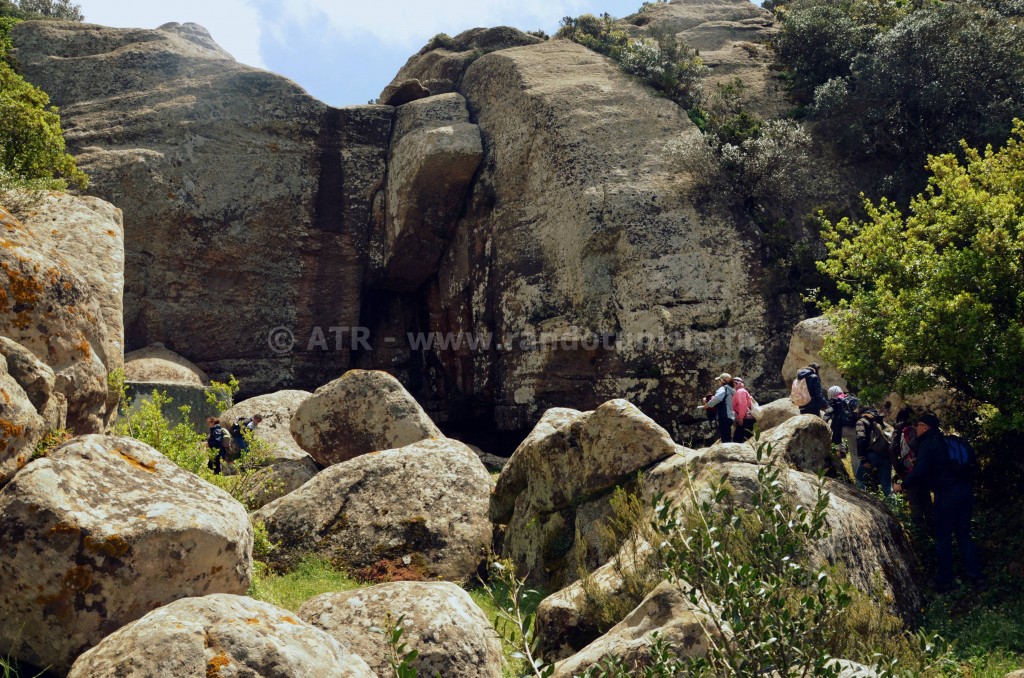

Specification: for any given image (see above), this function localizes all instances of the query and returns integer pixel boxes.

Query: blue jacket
[902,428,972,492]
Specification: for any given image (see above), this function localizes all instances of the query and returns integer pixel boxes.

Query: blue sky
[76,0,647,106]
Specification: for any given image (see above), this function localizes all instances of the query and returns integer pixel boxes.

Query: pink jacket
[734,387,753,421]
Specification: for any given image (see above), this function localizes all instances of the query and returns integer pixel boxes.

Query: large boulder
[492,400,683,587]
[782,316,846,389]
[253,437,491,581]
[0,336,66,430]
[0,435,253,674]
[300,581,502,678]
[11,21,393,394]
[290,370,442,466]
[220,389,319,505]
[749,413,841,476]
[0,196,123,433]
[373,93,483,291]
[68,594,374,678]
[379,27,544,101]
[123,343,219,432]
[552,581,713,677]
[0,353,46,488]
[757,396,801,431]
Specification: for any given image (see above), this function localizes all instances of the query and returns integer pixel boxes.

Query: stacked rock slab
[0,197,123,433]
[253,437,491,580]
[68,594,374,678]
[11,20,393,394]
[300,581,503,678]
[0,435,253,674]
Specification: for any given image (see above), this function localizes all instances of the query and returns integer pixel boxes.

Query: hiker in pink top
[733,377,755,443]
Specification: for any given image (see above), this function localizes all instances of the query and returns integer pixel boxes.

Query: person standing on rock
[703,373,736,443]
[825,385,860,477]
[206,416,228,474]
[792,363,828,417]
[732,377,756,443]
[895,412,983,591]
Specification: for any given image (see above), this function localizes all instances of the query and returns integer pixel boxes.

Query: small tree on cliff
[816,120,1024,437]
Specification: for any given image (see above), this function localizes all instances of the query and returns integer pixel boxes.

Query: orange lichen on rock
[206,653,231,678]
[113,447,157,473]
[84,534,130,558]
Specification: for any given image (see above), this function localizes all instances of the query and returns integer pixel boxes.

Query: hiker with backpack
[230,414,263,455]
[703,373,736,443]
[206,416,229,474]
[855,406,893,495]
[891,406,933,534]
[825,385,860,476]
[732,377,758,443]
[791,363,828,417]
[894,412,983,591]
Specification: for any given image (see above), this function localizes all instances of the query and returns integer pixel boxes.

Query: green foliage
[817,121,1024,435]
[383,614,420,678]
[0,16,87,197]
[557,14,708,109]
[479,559,553,678]
[248,556,361,612]
[204,374,239,413]
[251,519,276,560]
[0,0,83,21]
[423,32,456,52]
[29,426,71,460]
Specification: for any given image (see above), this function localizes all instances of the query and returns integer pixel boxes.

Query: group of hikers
[703,364,984,592]
[205,414,263,474]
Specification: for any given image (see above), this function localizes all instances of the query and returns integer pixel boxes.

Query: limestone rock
[552,581,713,677]
[0,196,123,433]
[381,78,430,106]
[494,400,682,587]
[0,435,253,674]
[11,21,393,394]
[124,343,209,387]
[374,93,483,291]
[0,356,46,488]
[300,581,502,678]
[254,437,490,581]
[751,413,841,476]
[0,336,66,430]
[757,396,801,431]
[68,594,374,678]
[782,316,845,389]
[290,370,442,466]
[380,27,543,101]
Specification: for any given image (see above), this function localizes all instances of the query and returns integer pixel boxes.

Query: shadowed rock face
[11,20,393,396]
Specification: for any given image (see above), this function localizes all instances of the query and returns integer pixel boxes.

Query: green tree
[0,0,82,21]
[0,16,87,195]
[817,120,1024,436]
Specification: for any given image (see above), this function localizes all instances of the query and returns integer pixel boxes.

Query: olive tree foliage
[817,120,1024,437]
[774,0,1024,194]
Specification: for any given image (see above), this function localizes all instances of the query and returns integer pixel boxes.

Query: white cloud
[76,0,266,68]
[271,0,596,49]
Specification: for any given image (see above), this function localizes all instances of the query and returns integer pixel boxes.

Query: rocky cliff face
[12,0,803,434]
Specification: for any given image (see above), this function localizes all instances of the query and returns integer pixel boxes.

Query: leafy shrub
[817,120,1024,437]
[0,0,82,21]
[248,555,361,612]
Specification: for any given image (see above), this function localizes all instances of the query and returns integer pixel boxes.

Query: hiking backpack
[229,417,251,439]
[839,395,860,427]
[868,419,892,455]
[790,377,811,407]
[945,435,976,477]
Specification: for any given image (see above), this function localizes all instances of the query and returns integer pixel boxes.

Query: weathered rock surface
[757,396,801,431]
[782,316,845,388]
[300,581,502,678]
[0,196,123,432]
[68,594,374,678]
[290,370,442,466]
[750,412,842,476]
[374,93,483,290]
[380,27,543,101]
[0,336,66,430]
[552,581,713,677]
[124,342,209,386]
[0,354,46,488]
[254,437,490,580]
[11,21,393,394]
[0,435,253,674]
[219,389,319,505]
[368,33,801,434]
[493,400,682,587]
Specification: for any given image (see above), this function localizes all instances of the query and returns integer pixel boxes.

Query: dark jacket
[207,424,227,450]
[797,367,827,411]
[902,427,971,492]
[855,409,885,461]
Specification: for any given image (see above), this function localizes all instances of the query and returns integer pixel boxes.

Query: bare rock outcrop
[782,316,845,388]
[0,435,253,674]
[290,370,442,466]
[0,353,46,488]
[0,197,123,433]
[0,336,67,430]
[757,396,801,431]
[68,594,374,678]
[253,437,490,581]
[124,343,209,386]
[11,21,392,394]
[300,581,502,678]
